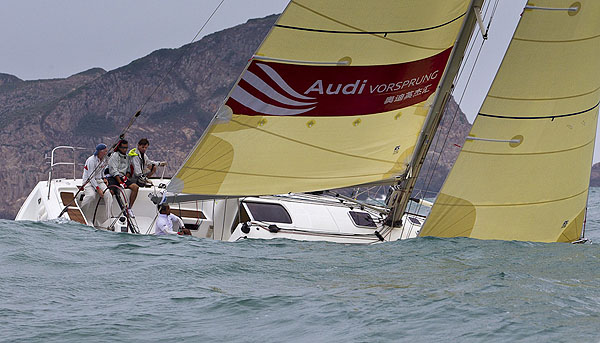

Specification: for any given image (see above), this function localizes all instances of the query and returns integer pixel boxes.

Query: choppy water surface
[2,190,600,342]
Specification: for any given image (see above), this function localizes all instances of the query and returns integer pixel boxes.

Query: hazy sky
[0,0,289,80]
[3,1,599,162]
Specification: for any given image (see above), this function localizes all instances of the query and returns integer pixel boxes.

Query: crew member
[128,138,166,187]
[81,143,113,226]
[106,140,139,217]
[155,204,191,236]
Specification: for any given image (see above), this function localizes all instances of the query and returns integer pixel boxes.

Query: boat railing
[45,146,87,199]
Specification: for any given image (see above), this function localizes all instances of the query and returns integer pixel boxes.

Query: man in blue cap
[80,143,113,227]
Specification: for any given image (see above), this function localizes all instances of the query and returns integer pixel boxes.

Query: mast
[386,0,485,227]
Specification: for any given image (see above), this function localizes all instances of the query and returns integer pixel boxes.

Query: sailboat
[15,0,599,244]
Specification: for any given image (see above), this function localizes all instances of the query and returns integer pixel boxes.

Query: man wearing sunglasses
[106,140,139,217]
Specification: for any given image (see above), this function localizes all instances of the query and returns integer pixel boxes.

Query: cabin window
[408,217,422,225]
[244,202,292,224]
[348,211,376,228]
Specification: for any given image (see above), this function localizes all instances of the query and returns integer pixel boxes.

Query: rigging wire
[417,40,486,217]
[405,20,480,217]
[410,0,498,218]
[119,0,227,139]
[58,0,226,218]
[146,212,159,235]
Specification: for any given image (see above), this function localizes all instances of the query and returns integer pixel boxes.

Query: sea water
[1,190,600,342]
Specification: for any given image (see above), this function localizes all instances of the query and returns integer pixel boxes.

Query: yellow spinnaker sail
[420,1,600,242]
[169,0,471,196]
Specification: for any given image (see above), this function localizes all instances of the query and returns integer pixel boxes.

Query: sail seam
[278,1,464,50]
[435,221,474,238]
[182,166,388,180]
[425,210,475,237]
[435,188,588,208]
[462,138,594,156]
[478,101,600,120]
[193,137,228,168]
[274,13,466,35]
[487,86,600,101]
[513,32,600,43]
[229,119,399,165]
[182,155,234,186]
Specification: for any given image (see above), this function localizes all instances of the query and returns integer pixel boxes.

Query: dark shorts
[107,176,134,190]
[136,179,152,187]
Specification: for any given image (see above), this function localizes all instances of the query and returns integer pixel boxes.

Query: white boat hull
[16,178,422,244]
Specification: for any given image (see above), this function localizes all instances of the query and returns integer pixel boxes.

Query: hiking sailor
[155,204,191,236]
[128,138,166,187]
[106,140,139,217]
[80,143,113,226]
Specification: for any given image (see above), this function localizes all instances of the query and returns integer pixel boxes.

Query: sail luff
[168,5,293,190]
[386,0,485,226]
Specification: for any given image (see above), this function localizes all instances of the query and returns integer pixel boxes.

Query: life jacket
[128,148,138,175]
[128,148,146,177]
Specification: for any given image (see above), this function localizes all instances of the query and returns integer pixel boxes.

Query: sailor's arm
[146,154,166,170]
[108,155,127,186]
[85,158,101,192]
[161,223,178,235]
[108,154,121,178]
[156,217,177,235]
[169,214,185,231]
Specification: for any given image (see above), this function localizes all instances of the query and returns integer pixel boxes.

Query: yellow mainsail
[420,1,600,242]
[169,0,472,196]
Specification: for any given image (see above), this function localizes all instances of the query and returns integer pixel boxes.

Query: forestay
[421,0,600,242]
[169,0,472,196]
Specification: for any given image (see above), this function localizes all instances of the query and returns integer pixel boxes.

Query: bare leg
[146,165,157,178]
[129,183,139,207]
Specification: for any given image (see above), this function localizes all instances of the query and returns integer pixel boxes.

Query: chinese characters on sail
[226,47,452,117]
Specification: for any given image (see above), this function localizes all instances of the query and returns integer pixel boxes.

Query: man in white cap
[81,143,113,226]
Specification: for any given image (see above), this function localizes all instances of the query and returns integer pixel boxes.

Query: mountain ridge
[1,14,598,219]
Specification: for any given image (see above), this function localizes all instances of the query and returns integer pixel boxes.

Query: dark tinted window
[408,217,422,225]
[245,202,292,224]
[231,205,251,233]
[349,211,376,227]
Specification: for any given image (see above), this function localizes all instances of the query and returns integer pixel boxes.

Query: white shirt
[155,213,184,235]
[82,155,106,189]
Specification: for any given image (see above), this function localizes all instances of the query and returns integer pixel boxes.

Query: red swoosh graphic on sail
[226,47,452,117]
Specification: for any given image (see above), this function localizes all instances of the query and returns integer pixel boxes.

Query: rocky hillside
[0,15,278,219]
[414,99,473,197]
[1,14,598,219]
